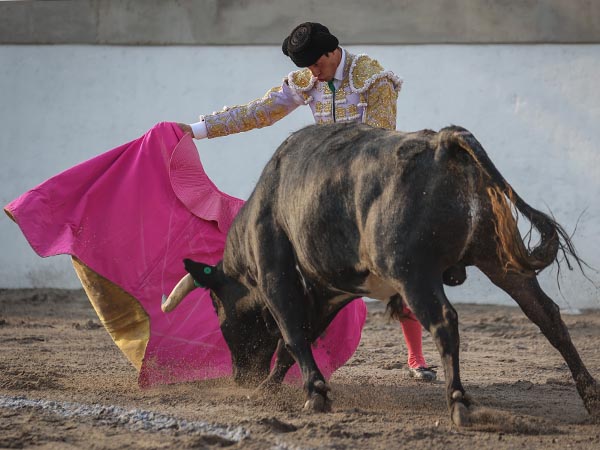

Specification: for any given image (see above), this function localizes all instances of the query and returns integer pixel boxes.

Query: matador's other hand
[177,123,193,135]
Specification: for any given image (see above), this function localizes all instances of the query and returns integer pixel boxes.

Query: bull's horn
[161,274,196,313]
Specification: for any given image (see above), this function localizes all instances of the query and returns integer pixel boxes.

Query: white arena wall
[1,44,599,310]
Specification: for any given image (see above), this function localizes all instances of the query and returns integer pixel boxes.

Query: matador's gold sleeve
[363,78,398,131]
[203,81,304,138]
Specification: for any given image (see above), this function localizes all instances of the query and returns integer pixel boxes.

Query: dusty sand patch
[1,289,599,449]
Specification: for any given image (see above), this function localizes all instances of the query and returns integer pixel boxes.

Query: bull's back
[234,123,477,285]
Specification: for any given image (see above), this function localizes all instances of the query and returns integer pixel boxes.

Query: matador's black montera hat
[282,22,339,67]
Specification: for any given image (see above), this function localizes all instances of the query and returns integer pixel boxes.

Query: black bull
[164,123,599,425]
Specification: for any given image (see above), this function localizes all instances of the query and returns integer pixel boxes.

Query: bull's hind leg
[394,275,471,426]
[254,229,331,412]
[480,265,600,419]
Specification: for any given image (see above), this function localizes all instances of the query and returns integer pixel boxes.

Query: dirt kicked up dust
[1,288,599,449]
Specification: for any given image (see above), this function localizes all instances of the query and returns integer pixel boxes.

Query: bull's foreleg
[257,339,296,390]
[398,277,470,426]
[261,289,331,412]
[259,305,350,391]
[480,265,600,419]
[254,229,331,412]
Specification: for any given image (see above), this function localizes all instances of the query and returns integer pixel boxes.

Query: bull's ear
[183,258,220,290]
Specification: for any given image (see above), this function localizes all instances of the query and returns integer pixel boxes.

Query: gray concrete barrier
[1,0,599,45]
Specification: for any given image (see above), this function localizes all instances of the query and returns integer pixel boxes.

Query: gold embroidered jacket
[203,51,402,138]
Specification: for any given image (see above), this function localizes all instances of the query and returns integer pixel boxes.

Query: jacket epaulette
[349,54,402,94]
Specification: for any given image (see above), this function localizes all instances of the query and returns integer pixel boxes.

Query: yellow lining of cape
[72,257,149,370]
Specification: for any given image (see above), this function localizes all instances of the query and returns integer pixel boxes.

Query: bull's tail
[436,126,582,274]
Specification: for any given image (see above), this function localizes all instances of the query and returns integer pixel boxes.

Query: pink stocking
[400,308,427,369]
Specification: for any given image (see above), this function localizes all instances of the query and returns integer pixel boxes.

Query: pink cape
[5,122,367,387]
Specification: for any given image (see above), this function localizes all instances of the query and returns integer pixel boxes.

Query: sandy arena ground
[1,288,599,449]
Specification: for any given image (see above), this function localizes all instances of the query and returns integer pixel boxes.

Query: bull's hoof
[450,390,471,427]
[303,380,332,413]
[583,381,600,421]
[303,393,331,412]
[247,374,288,402]
[256,377,283,394]
[451,402,470,427]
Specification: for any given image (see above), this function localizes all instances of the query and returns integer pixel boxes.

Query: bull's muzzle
[161,273,196,313]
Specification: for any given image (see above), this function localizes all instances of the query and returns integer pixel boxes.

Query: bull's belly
[357,273,397,300]
[319,274,394,322]
[322,273,397,301]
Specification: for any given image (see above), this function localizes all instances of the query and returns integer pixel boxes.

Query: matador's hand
[177,123,193,135]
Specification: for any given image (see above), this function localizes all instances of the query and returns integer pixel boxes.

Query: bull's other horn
[161,274,196,313]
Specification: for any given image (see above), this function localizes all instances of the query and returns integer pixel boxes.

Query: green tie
[327,80,336,122]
